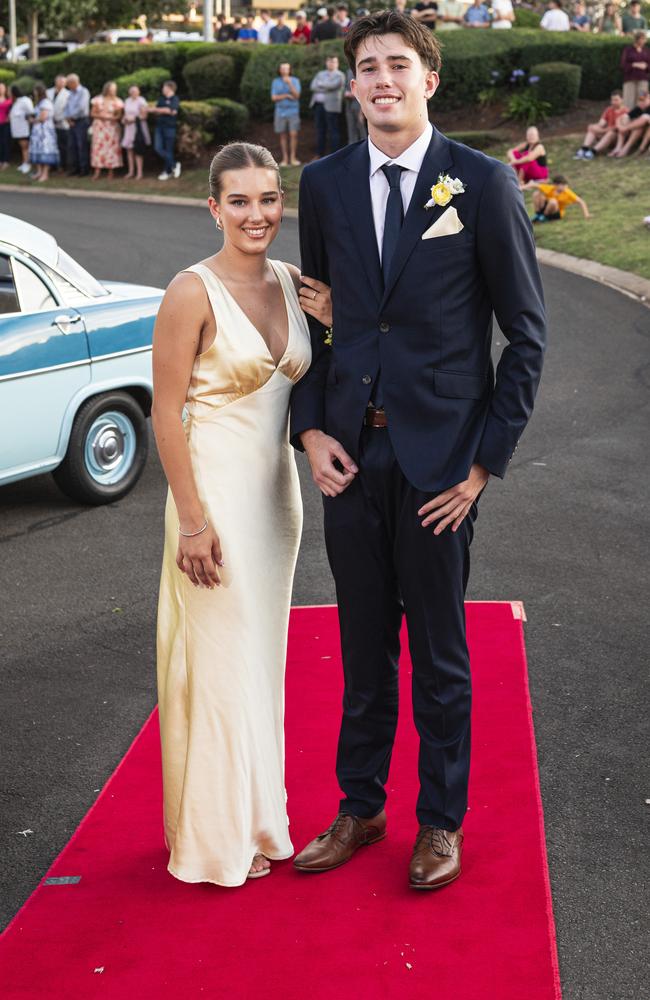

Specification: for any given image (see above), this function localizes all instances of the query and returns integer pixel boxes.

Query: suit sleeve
[289,167,332,450]
[474,162,547,477]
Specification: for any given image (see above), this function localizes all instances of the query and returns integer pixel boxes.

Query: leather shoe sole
[294,830,386,873]
[409,868,462,890]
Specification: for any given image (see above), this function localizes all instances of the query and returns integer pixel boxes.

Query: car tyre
[52,392,148,505]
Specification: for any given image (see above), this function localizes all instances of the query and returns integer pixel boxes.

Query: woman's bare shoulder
[282,262,302,293]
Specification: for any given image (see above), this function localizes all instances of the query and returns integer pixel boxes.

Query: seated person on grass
[574,91,627,158]
[507,126,549,186]
[608,90,650,156]
[524,174,590,223]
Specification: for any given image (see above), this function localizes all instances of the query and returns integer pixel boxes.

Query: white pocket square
[421,206,464,240]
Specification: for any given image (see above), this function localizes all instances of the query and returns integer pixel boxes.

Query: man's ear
[425,71,440,101]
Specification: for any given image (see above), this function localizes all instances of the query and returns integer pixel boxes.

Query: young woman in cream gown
[152,143,331,886]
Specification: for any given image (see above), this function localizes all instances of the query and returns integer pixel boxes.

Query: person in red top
[574,90,628,158]
[291,10,312,43]
[620,30,650,110]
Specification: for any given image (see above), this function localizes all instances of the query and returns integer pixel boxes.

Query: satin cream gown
[156,260,311,886]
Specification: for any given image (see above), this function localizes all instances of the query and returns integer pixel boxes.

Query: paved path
[1,191,648,1000]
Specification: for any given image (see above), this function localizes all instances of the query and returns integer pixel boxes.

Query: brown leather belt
[364,406,387,428]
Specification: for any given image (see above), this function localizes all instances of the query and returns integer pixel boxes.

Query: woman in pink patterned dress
[90,81,124,180]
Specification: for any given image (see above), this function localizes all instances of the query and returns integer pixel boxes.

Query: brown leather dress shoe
[294,810,387,872]
[408,826,463,889]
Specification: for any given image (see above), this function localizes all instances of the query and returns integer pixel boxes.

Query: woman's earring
[215,217,223,231]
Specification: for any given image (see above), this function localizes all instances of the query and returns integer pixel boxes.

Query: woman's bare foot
[247,853,271,879]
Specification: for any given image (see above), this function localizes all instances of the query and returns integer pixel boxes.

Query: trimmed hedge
[13,76,42,95]
[514,9,542,28]
[39,44,177,94]
[115,67,170,100]
[0,68,16,86]
[531,62,582,115]
[180,97,249,144]
[183,54,237,101]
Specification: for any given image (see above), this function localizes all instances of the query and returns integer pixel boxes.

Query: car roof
[0,213,59,267]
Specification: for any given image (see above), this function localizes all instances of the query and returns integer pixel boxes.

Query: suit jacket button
[362,375,372,385]
[379,321,390,333]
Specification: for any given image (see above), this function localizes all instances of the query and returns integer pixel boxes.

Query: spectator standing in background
[574,90,628,157]
[151,80,180,181]
[620,30,650,108]
[622,1,647,35]
[237,15,259,43]
[9,85,32,174]
[344,66,366,143]
[540,0,571,31]
[412,0,438,31]
[335,4,352,32]
[311,7,343,43]
[492,0,514,28]
[121,84,151,180]
[310,54,345,157]
[464,0,490,27]
[271,61,302,166]
[257,10,276,44]
[436,0,465,30]
[90,81,123,181]
[29,84,59,183]
[216,16,238,41]
[64,74,90,177]
[571,1,592,31]
[595,2,622,33]
[0,82,11,169]
[291,11,312,44]
[46,75,69,172]
[270,12,293,43]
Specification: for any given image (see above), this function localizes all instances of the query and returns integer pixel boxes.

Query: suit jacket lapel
[380,128,454,308]
[335,143,384,305]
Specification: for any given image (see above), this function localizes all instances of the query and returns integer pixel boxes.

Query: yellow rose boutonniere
[425,173,466,210]
[324,325,333,347]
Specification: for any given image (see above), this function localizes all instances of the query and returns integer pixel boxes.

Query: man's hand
[418,464,490,535]
[301,429,358,497]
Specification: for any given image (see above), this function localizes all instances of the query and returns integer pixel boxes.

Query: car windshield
[56,248,108,298]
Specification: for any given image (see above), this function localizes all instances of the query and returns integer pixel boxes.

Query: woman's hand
[175,522,224,589]
[299,275,332,328]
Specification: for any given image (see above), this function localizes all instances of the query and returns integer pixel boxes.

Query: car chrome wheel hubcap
[84,411,136,485]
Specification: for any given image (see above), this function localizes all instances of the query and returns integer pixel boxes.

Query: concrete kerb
[1,184,648,305]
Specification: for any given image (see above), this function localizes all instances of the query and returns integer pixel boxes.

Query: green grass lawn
[505,136,650,280]
[1,140,648,279]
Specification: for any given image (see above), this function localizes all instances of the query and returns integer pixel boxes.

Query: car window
[0,255,20,314]
[56,248,108,298]
[12,258,58,312]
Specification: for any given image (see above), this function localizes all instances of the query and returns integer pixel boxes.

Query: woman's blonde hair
[209,142,281,201]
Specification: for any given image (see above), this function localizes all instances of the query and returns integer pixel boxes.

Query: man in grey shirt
[64,74,91,176]
[310,54,345,157]
[47,75,69,171]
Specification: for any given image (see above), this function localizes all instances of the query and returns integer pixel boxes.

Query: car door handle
[53,314,83,332]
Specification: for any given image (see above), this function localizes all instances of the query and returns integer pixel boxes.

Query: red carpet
[0,603,561,999]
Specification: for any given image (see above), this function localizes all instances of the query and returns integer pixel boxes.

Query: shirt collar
[368,122,433,177]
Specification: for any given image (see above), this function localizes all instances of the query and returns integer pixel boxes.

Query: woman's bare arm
[152,272,223,588]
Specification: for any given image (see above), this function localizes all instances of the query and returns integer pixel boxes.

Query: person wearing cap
[311,6,343,42]
[291,10,312,44]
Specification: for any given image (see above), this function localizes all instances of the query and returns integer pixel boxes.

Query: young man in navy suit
[291,11,546,888]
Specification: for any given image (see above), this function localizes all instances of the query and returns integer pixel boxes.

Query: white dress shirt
[368,121,433,261]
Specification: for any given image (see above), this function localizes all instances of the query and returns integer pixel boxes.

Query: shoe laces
[320,813,355,843]
[416,826,454,857]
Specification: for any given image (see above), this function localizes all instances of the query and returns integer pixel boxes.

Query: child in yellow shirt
[524,174,591,222]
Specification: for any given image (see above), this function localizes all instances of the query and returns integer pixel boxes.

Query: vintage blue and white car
[0,213,164,504]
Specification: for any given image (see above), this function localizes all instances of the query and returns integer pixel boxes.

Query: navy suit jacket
[290,128,547,492]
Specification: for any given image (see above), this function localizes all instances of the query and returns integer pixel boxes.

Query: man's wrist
[300,428,325,449]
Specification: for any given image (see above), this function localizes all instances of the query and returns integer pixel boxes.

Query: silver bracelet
[178,520,208,537]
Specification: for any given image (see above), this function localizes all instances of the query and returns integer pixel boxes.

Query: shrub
[514,9,542,28]
[0,68,16,86]
[530,62,582,115]
[447,130,503,151]
[183,54,237,101]
[13,76,42,96]
[39,44,177,95]
[115,67,170,100]
[179,97,249,145]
